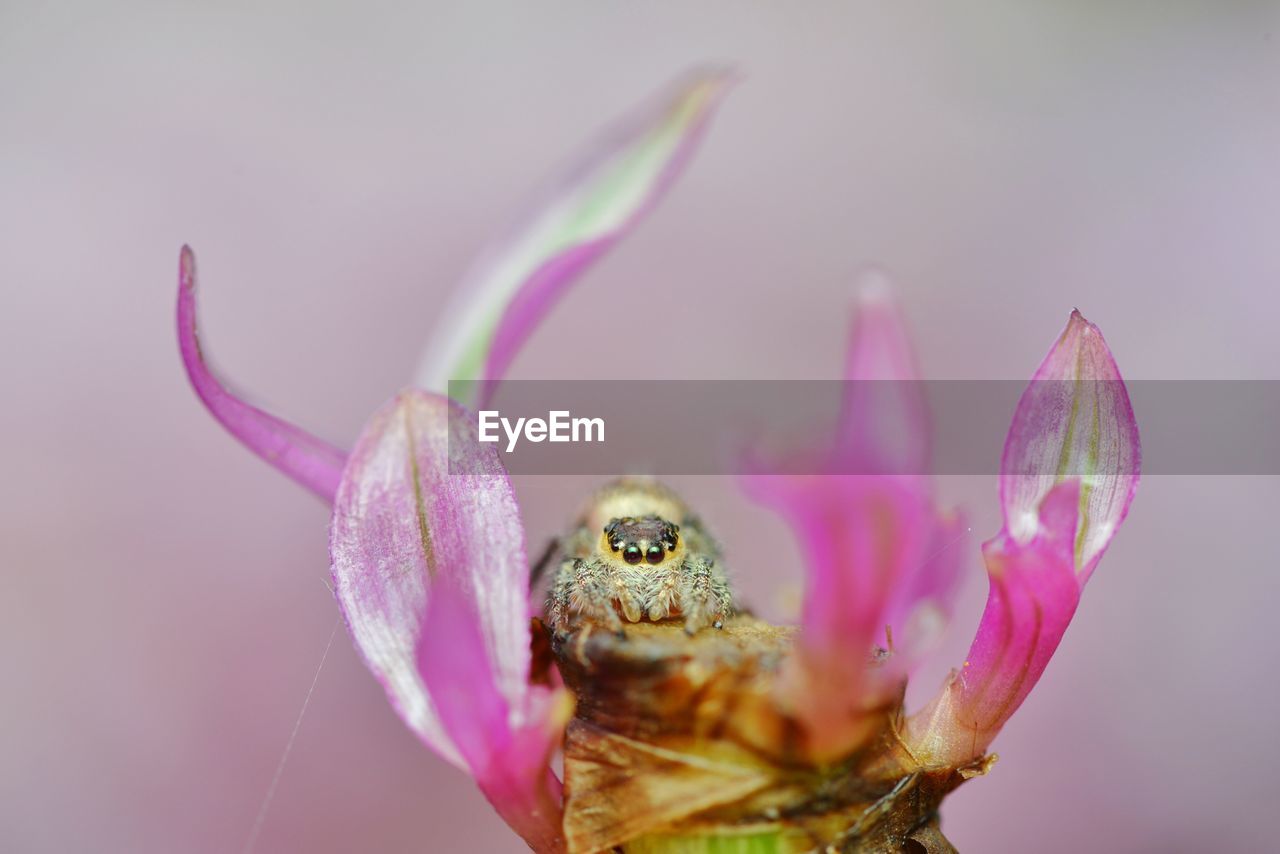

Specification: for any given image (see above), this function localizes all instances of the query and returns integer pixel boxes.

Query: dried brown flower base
[543,616,993,854]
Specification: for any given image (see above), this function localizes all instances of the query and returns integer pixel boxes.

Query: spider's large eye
[646,545,664,564]
[623,545,643,564]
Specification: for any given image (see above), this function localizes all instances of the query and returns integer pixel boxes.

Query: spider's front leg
[550,557,625,635]
[644,562,682,622]
[677,554,732,634]
[610,563,647,626]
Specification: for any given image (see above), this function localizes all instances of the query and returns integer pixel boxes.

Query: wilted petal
[331,390,569,850]
[176,246,346,502]
[1001,310,1141,580]
[835,269,930,474]
[416,69,734,407]
[906,482,1083,765]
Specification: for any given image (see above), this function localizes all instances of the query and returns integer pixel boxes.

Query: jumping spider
[544,479,733,635]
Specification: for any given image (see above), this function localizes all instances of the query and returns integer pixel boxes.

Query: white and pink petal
[416,69,734,408]
[330,390,569,851]
[1000,310,1141,580]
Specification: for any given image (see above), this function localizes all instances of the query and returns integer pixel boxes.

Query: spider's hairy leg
[548,558,575,629]
[678,554,732,634]
[551,557,624,634]
[644,562,682,622]
[612,564,645,624]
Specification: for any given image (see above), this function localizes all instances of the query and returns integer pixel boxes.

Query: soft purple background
[4,3,1278,852]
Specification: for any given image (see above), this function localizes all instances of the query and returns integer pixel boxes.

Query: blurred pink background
[4,2,1278,852]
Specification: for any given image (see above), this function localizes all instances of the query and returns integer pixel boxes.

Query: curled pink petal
[1001,310,1141,580]
[835,269,930,474]
[416,69,735,407]
[330,390,569,849]
[176,246,346,502]
[906,481,1083,765]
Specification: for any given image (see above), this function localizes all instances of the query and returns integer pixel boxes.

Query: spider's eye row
[623,545,643,564]
[646,545,664,564]
[609,540,622,551]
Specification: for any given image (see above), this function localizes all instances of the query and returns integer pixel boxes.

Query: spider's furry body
[547,479,733,634]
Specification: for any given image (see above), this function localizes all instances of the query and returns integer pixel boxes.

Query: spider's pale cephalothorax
[547,479,733,634]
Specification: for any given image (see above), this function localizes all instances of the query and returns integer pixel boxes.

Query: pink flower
[741,297,1139,766]
[904,310,1141,765]
[179,70,734,852]
[178,72,1140,849]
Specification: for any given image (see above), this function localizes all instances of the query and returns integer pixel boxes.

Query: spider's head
[603,515,679,565]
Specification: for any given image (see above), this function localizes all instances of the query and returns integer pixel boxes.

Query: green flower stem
[625,831,791,854]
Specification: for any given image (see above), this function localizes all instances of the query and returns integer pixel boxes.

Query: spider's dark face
[603,515,680,565]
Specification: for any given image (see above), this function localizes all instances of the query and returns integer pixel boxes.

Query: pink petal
[743,472,940,758]
[419,586,571,853]
[741,283,964,758]
[909,315,1140,764]
[1001,310,1141,580]
[478,238,608,408]
[882,509,969,655]
[834,270,930,474]
[330,390,569,849]
[831,273,967,647]
[415,69,735,407]
[175,246,346,503]
[415,583,514,778]
[748,474,933,658]
[906,482,1083,765]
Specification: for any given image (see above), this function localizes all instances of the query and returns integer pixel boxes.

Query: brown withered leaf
[562,719,776,852]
